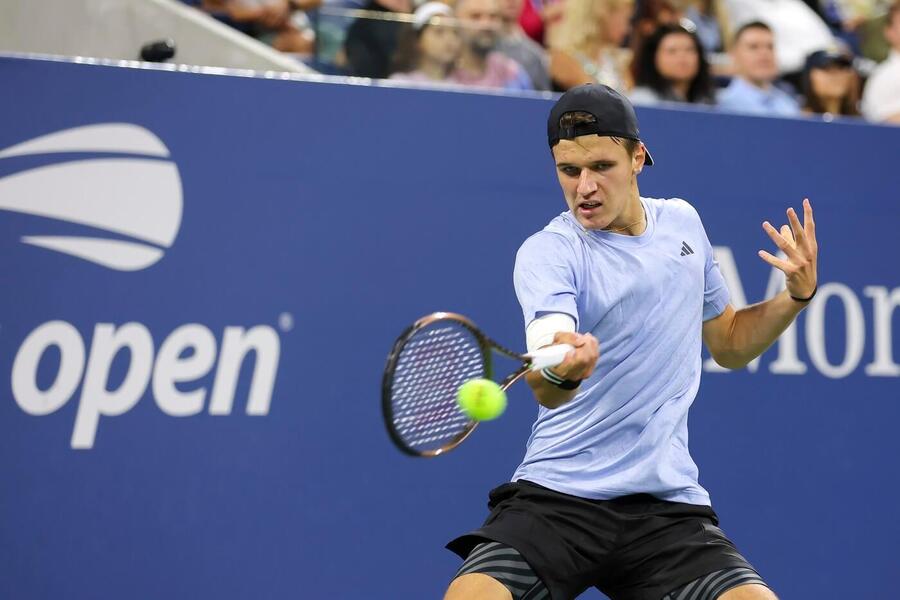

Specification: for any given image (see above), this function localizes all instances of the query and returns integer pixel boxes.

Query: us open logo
[0,122,182,271]
[3,124,284,450]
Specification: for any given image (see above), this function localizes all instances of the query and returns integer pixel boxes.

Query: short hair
[556,111,639,156]
[732,20,772,45]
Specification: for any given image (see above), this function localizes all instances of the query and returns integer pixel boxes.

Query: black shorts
[447,481,760,600]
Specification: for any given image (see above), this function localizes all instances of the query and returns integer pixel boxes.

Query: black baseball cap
[805,49,853,70]
[547,83,654,165]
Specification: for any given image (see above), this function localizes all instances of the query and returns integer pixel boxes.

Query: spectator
[861,1,900,123]
[497,0,552,89]
[720,0,834,73]
[818,0,894,55]
[630,0,686,59]
[631,24,717,104]
[801,49,861,116]
[684,0,731,52]
[390,2,462,83]
[343,0,412,78]
[517,0,566,46]
[718,21,802,115]
[450,0,534,90]
[858,4,895,61]
[549,0,634,91]
[315,0,368,66]
[202,0,317,53]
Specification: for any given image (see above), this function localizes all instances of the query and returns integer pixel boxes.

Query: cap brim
[643,145,654,166]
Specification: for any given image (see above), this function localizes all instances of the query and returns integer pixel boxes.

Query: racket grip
[526,344,574,371]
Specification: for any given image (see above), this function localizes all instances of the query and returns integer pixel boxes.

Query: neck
[604,192,645,236]
[591,41,608,57]
[671,80,691,99]
[821,97,842,114]
[742,75,771,90]
[418,57,448,80]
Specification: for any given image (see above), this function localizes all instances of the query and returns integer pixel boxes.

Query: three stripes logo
[0,123,183,271]
[680,241,694,257]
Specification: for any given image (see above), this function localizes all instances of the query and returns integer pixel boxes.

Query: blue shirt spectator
[453,0,535,91]
[718,76,800,116]
[717,21,801,117]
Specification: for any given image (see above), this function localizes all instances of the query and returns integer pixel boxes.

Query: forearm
[716,290,807,368]
[525,370,578,409]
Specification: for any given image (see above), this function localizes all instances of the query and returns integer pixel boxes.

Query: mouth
[578,201,602,213]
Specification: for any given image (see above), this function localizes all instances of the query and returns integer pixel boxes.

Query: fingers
[577,333,599,354]
[757,249,793,272]
[553,331,596,348]
[787,207,804,244]
[780,224,794,245]
[763,221,801,260]
[765,199,817,260]
[803,198,816,241]
[571,334,599,378]
[552,331,580,346]
[551,333,599,380]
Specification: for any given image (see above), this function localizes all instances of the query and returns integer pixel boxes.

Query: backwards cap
[547,83,654,165]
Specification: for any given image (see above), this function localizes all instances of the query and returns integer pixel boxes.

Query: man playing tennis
[443,84,818,600]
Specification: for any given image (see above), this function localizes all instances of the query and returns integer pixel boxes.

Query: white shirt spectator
[861,50,900,122]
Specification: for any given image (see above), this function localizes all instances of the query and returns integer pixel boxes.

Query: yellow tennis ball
[457,378,507,421]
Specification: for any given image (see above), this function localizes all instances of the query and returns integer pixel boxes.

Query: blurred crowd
[187,0,900,123]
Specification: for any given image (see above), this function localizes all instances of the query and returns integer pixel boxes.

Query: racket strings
[389,323,486,452]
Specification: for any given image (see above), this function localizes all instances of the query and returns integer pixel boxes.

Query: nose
[577,169,598,197]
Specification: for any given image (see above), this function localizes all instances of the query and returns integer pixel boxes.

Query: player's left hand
[758,198,818,300]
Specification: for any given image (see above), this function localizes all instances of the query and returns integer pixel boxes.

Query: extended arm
[703,199,818,369]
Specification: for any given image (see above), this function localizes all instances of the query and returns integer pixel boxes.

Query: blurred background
[0,0,898,598]
[3,0,899,120]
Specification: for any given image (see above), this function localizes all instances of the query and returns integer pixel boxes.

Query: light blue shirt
[511,197,729,506]
[717,76,801,117]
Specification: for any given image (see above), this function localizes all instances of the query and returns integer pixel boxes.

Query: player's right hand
[549,332,600,381]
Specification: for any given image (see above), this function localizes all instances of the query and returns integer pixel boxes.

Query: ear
[632,144,647,175]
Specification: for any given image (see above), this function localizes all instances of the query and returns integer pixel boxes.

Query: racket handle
[526,344,574,371]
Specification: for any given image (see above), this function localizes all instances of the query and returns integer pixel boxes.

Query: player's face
[552,135,645,230]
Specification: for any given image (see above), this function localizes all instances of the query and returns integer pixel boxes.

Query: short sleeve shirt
[511,197,729,506]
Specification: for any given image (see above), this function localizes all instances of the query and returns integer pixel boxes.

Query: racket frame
[381,312,532,458]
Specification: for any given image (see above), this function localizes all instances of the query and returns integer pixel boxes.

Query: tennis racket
[381,312,572,457]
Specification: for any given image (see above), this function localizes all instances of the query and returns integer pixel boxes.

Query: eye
[591,162,614,172]
[560,166,580,177]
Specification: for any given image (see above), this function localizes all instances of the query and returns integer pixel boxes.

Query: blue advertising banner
[0,56,897,599]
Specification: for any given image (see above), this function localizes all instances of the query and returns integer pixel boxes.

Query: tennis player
[443,84,818,600]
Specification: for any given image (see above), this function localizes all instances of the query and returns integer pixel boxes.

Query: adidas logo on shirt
[680,241,694,257]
